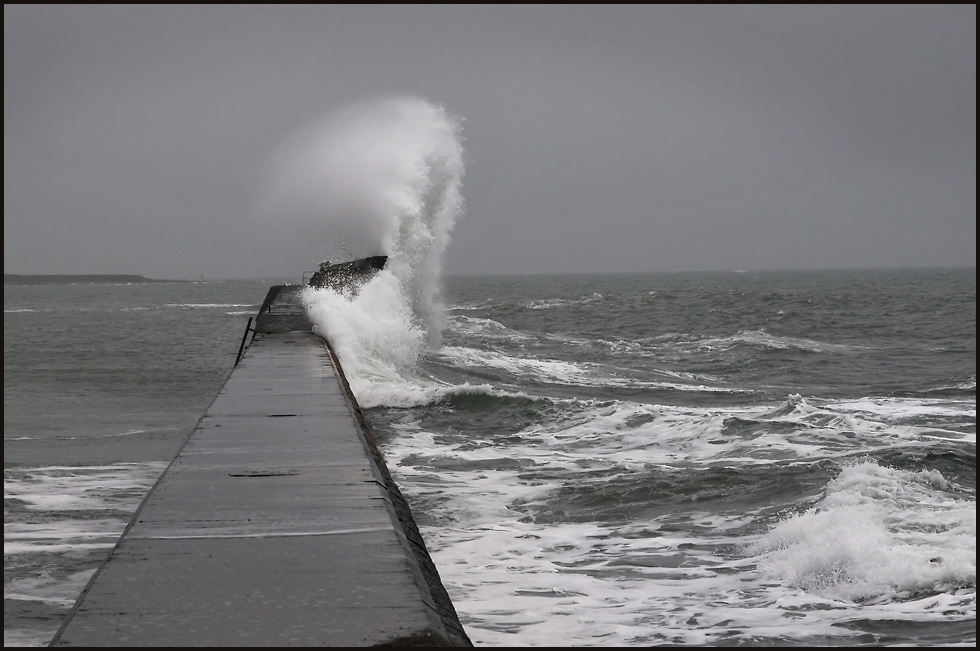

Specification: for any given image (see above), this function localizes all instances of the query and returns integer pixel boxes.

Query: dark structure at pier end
[305,256,388,293]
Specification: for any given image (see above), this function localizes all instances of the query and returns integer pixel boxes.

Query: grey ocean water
[4,280,273,646]
[4,269,976,646]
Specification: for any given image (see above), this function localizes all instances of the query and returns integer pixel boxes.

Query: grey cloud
[4,5,975,279]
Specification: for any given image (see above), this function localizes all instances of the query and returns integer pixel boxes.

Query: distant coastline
[4,274,178,286]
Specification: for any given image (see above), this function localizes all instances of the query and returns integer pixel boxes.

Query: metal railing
[235,317,255,367]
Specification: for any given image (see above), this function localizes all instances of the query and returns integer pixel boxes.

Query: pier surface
[52,286,470,647]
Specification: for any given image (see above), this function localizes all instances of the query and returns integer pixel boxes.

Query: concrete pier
[51,286,471,647]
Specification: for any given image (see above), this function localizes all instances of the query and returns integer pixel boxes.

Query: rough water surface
[4,268,976,646]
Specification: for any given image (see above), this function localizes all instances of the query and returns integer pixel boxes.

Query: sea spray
[282,97,465,406]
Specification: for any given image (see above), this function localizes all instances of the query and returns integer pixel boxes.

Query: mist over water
[294,98,465,406]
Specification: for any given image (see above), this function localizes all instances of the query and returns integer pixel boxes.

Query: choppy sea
[4,268,976,646]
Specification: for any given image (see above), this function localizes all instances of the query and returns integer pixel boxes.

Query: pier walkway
[51,286,470,647]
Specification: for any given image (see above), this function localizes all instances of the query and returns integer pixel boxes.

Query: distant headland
[4,274,177,285]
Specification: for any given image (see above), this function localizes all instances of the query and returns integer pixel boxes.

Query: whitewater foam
[385,430,976,645]
[381,413,976,645]
[747,460,976,602]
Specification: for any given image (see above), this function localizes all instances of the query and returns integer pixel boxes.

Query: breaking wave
[298,97,465,408]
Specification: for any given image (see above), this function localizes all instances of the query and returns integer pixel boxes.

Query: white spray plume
[264,96,464,265]
[277,97,465,407]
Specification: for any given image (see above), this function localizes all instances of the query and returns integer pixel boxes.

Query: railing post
[235,317,253,367]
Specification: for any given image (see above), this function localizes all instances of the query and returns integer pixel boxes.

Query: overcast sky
[4,5,976,279]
